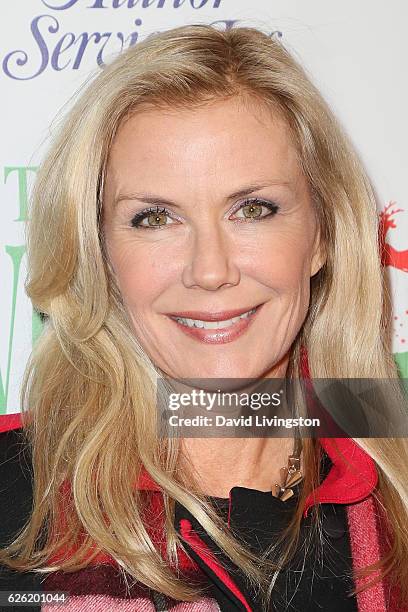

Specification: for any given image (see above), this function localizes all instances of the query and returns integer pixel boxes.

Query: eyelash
[130,197,280,230]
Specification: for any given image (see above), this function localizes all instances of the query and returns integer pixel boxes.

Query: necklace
[271,437,303,501]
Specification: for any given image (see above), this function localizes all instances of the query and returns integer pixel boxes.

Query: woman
[0,23,407,612]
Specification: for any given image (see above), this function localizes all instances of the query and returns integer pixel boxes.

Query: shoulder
[0,416,43,595]
[0,414,32,497]
[0,414,33,548]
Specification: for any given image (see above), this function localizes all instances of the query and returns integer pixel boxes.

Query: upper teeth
[172,307,257,329]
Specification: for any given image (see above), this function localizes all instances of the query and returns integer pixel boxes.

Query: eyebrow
[113,180,294,209]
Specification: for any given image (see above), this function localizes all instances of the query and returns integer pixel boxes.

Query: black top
[173,453,358,611]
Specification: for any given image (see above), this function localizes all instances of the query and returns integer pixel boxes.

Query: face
[102,96,324,381]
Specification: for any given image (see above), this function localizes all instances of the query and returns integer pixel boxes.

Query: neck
[179,436,299,498]
[177,354,298,497]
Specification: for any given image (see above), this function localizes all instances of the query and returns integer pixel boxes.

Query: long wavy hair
[1,23,408,609]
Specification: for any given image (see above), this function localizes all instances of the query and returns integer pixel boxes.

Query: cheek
[106,240,174,307]
[249,230,313,291]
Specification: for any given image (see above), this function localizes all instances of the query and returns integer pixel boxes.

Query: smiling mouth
[170,306,258,329]
[166,302,264,345]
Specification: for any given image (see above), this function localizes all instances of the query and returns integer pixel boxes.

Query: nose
[182,224,240,291]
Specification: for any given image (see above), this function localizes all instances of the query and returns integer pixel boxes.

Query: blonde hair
[1,23,408,609]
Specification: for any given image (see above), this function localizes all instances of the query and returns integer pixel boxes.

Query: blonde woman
[0,23,407,612]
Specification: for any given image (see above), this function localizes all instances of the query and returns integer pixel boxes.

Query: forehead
[105,96,303,193]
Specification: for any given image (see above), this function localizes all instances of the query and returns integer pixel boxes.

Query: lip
[166,302,265,345]
[165,303,264,322]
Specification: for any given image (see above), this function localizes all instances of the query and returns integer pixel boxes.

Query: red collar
[299,345,377,514]
[302,437,377,516]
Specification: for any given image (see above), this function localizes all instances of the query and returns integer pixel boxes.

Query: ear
[310,224,326,277]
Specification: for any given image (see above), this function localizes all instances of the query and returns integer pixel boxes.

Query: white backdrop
[1,0,407,413]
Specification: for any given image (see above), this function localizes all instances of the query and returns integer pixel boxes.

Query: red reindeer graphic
[378,202,408,272]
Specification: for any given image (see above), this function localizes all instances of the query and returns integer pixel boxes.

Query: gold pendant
[272,454,303,501]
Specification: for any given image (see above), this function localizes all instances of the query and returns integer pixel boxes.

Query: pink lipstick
[166,302,264,344]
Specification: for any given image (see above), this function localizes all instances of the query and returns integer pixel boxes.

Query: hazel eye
[131,206,176,229]
[232,198,280,221]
